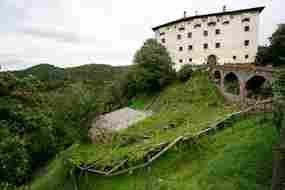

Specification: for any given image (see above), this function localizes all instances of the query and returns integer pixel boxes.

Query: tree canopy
[256,24,285,66]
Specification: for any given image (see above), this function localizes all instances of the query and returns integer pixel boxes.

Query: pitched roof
[152,6,265,31]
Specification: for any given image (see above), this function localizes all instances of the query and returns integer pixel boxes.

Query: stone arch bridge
[209,64,275,102]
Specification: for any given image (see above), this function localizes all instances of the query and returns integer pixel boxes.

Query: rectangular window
[161,38,165,43]
[244,40,250,46]
[188,45,193,50]
[204,43,208,49]
[179,27,185,31]
[189,58,192,62]
[179,46,183,51]
[204,30,208,36]
[233,56,236,60]
[215,29,221,35]
[216,42,221,48]
[245,54,249,59]
[160,32,165,36]
[188,32,192,38]
[177,34,182,40]
[179,59,183,63]
[244,26,250,32]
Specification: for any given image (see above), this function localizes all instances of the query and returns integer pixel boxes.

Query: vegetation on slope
[30,70,238,190]
[31,114,277,190]
[0,63,128,187]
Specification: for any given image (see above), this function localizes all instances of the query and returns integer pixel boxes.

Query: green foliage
[13,64,65,81]
[30,114,277,190]
[128,99,146,110]
[270,24,285,66]
[51,84,97,146]
[0,70,103,186]
[255,24,285,66]
[255,46,273,66]
[273,70,285,133]
[0,129,30,185]
[177,64,193,82]
[29,72,237,190]
[122,39,176,97]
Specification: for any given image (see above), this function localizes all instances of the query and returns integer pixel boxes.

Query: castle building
[152,6,265,69]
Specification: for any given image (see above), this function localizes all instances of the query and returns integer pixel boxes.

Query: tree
[270,24,285,66]
[131,39,176,94]
[177,64,193,82]
[255,46,273,66]
[256,24,285,66]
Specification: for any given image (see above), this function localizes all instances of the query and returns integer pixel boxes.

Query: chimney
[223,5,226,12]
[183,11,187,18]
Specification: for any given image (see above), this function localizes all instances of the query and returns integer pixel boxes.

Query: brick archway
[209,64,274,102]
[223,72,240,95]
[245,75,273,99]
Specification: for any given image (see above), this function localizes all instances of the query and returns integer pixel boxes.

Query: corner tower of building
[152,6,265,70]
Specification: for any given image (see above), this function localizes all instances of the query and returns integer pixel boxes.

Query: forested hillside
[0,63,128,188]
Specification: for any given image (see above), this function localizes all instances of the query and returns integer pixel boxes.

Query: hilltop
[12,63,128,83]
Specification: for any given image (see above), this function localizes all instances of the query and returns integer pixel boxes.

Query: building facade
[152,7,265,70]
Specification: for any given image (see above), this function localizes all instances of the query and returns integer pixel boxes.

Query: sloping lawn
[73,114,278,190]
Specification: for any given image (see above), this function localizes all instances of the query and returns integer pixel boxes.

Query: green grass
[75,114,278,190]
[29,72,244,190]
[65,72,237,168]
[31,114,278,190]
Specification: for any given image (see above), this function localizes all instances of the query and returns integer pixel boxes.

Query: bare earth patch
[89,107,152,142]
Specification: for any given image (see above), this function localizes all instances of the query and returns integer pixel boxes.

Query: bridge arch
[245,75,273,99]
[224,72,240,95]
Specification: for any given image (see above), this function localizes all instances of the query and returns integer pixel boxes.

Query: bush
[114,39,176,99]
[177,64,193,82]
[255,24,285,66]
[0,129,31,185]
[133,39,176,91]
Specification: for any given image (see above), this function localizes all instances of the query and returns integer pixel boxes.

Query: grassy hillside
[74,114,277,190]
[31,114,277,190]
[30,71,242,190]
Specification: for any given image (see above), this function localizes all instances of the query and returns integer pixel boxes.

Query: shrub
[177,64,193,82]
[0,129,31,185]
[116,39,176,99]
[133,39,176,90]
[273,70,285,133]
[255,24,285,66]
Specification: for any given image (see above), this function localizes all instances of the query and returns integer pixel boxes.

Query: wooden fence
[79,99,273,177]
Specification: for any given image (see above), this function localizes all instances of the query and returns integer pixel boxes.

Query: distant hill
[64,64,128,83]
[13,63,129,83]
[13,64,65,81]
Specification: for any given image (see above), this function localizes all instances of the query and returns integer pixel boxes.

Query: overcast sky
[0,0,284,71]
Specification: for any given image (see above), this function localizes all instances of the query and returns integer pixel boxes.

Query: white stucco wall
[155,10,261,70]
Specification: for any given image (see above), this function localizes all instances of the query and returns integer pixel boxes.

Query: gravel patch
[90,107,152,132]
